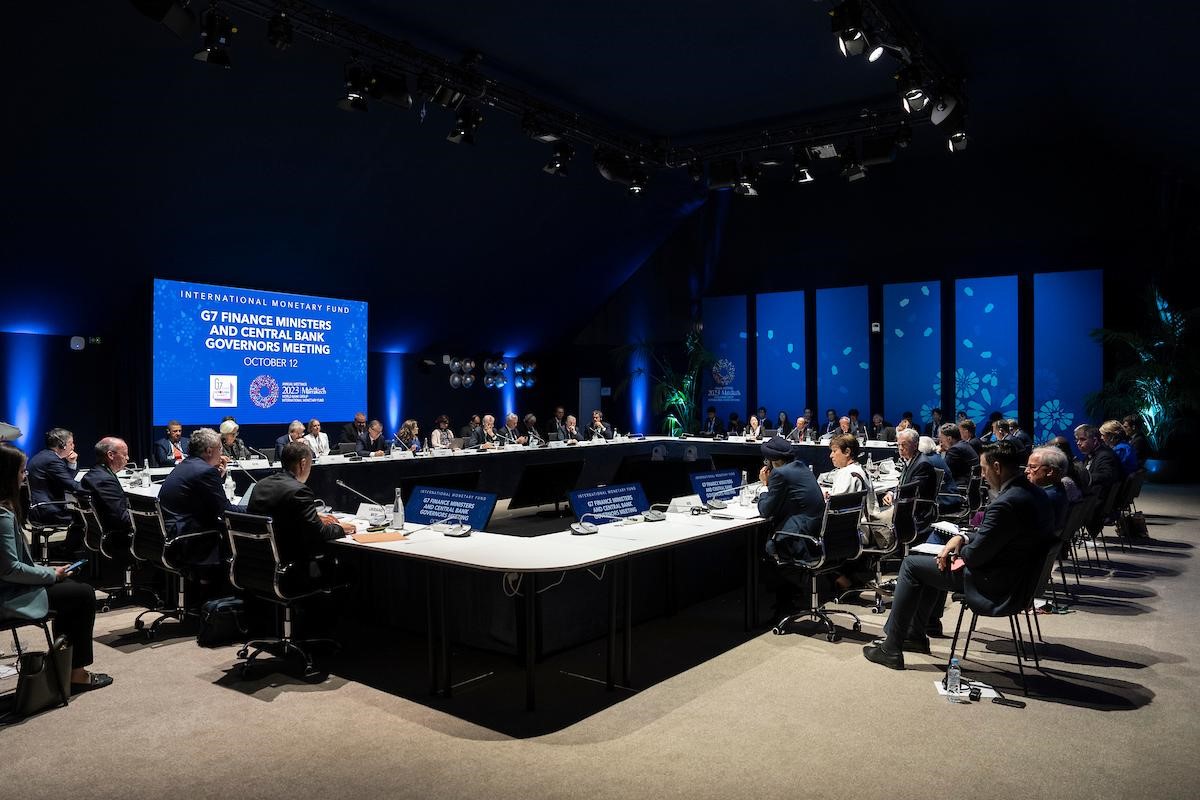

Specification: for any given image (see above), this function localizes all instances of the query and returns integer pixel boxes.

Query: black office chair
[852,480,924,614]
[67,491,162,613]
[943,541,1061,696]
[127,493,219,639]
[1112,469,1148,547]
[225,511,342,678]
[0,612,70,711]
[771,490,867,642]
[938,464,983,527]
[18,483,71,564]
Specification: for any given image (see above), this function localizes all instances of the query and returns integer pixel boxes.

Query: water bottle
[141,458,151,487]
[866,453,875,476]
[946,657,968,702]
[392,488,405,530]
[423,437,431,455]
[224,471,236,501]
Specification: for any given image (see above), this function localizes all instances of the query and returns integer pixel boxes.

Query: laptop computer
[335,442,358,455]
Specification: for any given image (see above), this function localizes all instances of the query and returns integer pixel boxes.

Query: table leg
[623,558,632,687]
[438,566,450,697]
[607,560,617,690]
[525,572,537,711]
[426,563,438,695]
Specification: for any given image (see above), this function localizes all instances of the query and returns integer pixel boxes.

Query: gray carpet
[3,484,1198,800]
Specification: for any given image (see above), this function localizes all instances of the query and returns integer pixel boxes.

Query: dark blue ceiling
[3,1,1195,350]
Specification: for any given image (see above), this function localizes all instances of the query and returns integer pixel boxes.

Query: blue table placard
[568,483,650,520]
[405,486,497,531]
[689,469,743,503]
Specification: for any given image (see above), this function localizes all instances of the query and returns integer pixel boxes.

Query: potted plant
[614,328,713,436]
[1087,286,1199,482]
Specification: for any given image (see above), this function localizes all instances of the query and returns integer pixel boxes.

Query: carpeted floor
[3,484,1198,800]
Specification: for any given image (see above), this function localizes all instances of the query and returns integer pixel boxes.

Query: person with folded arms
[0,443,111,693]
[430,415,454,450]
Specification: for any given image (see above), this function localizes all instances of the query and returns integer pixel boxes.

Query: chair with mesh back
[67,491,162,613]
[126,493,219,639]
[18,483,71,564]
[225,511,342,678]
[771,490,867,642]
[851,480,924,614]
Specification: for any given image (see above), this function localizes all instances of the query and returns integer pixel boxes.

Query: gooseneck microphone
[334,479,385,510]
[245,445,273,463]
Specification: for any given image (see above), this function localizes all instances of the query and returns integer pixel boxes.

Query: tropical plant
[613,327,714,436]
[1087,286,1199,456]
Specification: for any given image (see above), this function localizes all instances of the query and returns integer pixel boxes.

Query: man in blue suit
[276,420,307,461]
[158,427,246,567]
[27,427,82,531]
[757,435,826,614]
[81,437,132,539]
[881,429,940,542]
[863,439,1056,669]
[152,421,186,468]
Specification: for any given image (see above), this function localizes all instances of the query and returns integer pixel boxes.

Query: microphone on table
[570,512,642,535]
[423,515,472,537]
[334,479,385,512]
[528,428,544,446]
[245,445,273,464]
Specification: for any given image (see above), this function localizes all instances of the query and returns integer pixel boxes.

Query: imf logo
[209,375,237,408]
[249,374,280,409]
[711,358,736,387]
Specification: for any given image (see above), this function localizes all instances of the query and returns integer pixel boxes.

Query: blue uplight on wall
[956,276,1018,426]
[382,352,403,435]
[4,333,47,452]
[629,347,648,433]
[883,281,941,423]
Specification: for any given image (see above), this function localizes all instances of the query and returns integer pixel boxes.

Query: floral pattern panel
[883,280,941,424]
[755,290,806,422]
[955,276,1018,427]
[816,286,869,418]
[701,295,748,414]
[1034,270,1102,442]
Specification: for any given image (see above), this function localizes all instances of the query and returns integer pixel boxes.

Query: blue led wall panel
[815,286,869,419]
[1034,270,1103,441]
[755,290,806,426]
[883,281,941,424]
[701,295,748,418]
[955,276,1018,427]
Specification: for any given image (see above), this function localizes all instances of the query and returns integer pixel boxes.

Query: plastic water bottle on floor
[946,657,969,703]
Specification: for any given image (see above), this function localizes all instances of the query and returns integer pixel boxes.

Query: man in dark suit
[27,427,84,549]
[356,419,392,456]
[459,414,482,440]
[152,421,186,468]
[881,429,940,542]
[586,410,614,441]
[560,415,583,443]
[1122,415,1151,463]
[340,412,367,444]
[922,408,944,438]
[1025,446,1070,531]
[758,436,825,613]
[868,413,895,442]
[863,440,1055,668]
[1009,418,1033,455]
[276,420,307,460]
[247,442,355,564]
[823,409,839,435]
[938,422,979,486]
[158,428,246,566]
[700,406,724,436]
[1075,423,1121,534]
[959,418,985,455]
[81,437,132,538]
[549,407,568,440]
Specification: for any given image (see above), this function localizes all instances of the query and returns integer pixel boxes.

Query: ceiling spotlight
[130,0,197,38]
[339,64,411,111]
[948,131,969,153]
[543,141,575,176]
[930,94,961,126]
[595,148,650,195]
[194,6,237,68]
[841,157,867,182]
[449,373,463,389]
[895,65,928,113]
[430,84,465,109]
[867,41,885,62]
[516,376,526,388]
[830,1,866,57]
[462,373,476,388]
[522,116,562,143]
[266,12,292,50]
[484,375,496,389]
[449,358,463,373]
[687,160,705,182]
[447,105,483,144]
[462,358,475,372]
[494,375,507,389]
[707,160,759,196]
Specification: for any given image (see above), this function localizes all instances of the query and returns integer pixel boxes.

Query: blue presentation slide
[153,279,367,425]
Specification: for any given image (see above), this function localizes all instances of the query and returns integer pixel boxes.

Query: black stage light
[462,373,476,388]
[194,6,236,68]
[523,116,562,143]
[841,156,867,182]
[447,105,483,144]
[449,373,463,389]
[687,160,705,183]
[707,160,759,196]
[266,12,292,50]
[830,1,866,57]
[543,141,574,176]
[792,149,814,184]
[948,130,969,153]
[595,148,650,195]
[339,65,411,111]
[430,84,465,109]
[130,0,196,38]
[931,94,968,151]
[896,65,929,113]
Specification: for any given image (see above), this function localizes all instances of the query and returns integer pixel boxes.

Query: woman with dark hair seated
[0,444,111,693]
[430,415,454,450]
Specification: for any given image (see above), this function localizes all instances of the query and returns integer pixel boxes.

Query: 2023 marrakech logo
[711,358,736,387]
[249,374,280,409]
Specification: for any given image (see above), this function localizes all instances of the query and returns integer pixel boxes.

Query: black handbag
[13,635,72,718]
[197,596,247,648]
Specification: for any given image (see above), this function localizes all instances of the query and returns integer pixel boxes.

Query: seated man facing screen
[758,436,825,613]
[158,428,247,568]
[276,420,307,460]
[863,440,1056,669]
[81,437,133,538]
[340,413,367,444]
[26,427,82,534]
[356,420,392,457]
[247,442,355,563]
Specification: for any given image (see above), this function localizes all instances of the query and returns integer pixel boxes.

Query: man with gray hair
[523,413,544,445]
[27,427,83,531]
[468,414,500,449]
[499,413,528,445]
[81,437,133,537]
[276,419,307,461]
[158,428,247,566]
[1025,446,1072,531]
